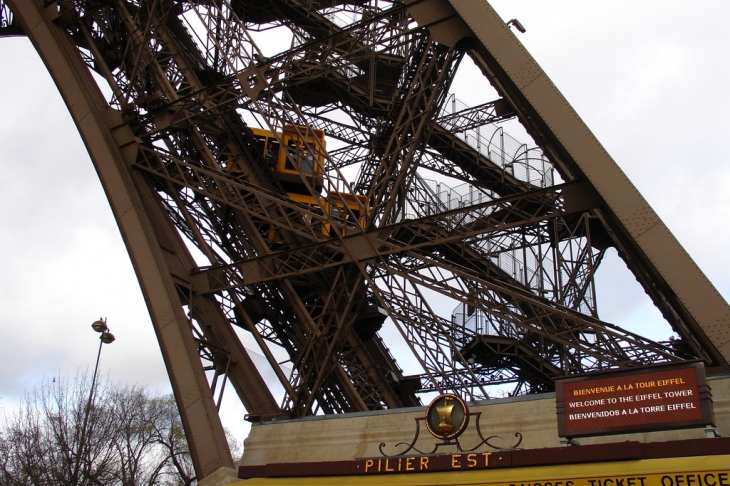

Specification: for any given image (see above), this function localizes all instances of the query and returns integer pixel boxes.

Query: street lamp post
[71,318,115,484]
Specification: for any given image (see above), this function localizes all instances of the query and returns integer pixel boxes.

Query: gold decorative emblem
[435,396,456,434]
[425,393,469,440]
[379,392,523,456]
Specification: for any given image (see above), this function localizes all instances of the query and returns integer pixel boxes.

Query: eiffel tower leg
[6,0,237,475]
[444,0,730,369]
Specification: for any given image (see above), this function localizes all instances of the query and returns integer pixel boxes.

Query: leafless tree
[0,374,238,486]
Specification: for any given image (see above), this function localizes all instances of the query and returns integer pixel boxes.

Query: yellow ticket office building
[234,438,730,485]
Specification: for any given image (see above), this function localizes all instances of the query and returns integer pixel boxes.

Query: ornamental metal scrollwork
[379,394,523,457]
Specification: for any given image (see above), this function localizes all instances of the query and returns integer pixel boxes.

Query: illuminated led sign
[556,362,714,437]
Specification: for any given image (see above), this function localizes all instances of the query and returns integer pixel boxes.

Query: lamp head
[91,319,108,333]
[100,332,116,344]
[507,18,526,34]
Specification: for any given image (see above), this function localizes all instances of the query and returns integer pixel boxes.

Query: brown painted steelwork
[444,0,730,371]
[4,0,730,478]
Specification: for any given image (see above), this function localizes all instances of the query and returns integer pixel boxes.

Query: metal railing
[439,96,554,188]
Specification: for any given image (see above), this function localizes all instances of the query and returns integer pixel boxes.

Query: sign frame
[555,361,714,438]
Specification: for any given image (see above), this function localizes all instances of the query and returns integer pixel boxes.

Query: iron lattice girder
[425,125,534,195]
[100,0,411,415]
[127,152,288,419]
[366,235,681,378]
[144,84,412,413]
[229,276,410,413]
[356,37,463,218]
[235,27,467,413]
[25,0,692,394]
[372,269,585,397]
[461,334,563,377]
[260,97,532,200]
[170,173,689,383]
[121,1,416,119]
[188,181,572,292]
[274,257,409,415]
[373,283,492,399]
[403,315,568,394]
[376,251,682,367]
[145,118,686,373]
[0,0,22,36]
[236,270,404,415]
[171,180,406,416]
[134,145,327,242]
[159,170,584,402]
[66,0,413,167]
[413,366,521,393]
[452,4,729,367]
[81,0,534,215]
[256,100,532,202]
[436,99,515,134]
[550,214,606,315]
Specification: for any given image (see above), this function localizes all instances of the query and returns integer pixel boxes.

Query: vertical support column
[8,0,233,476]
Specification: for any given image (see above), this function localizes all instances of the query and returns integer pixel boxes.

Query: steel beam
[6,0,235,476]
[423,0,730,370]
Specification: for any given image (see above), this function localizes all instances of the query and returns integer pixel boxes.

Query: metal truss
[0,0,21,36]
[6,0,730,478]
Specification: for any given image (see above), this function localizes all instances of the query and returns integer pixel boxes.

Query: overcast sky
[1,0,728,446]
